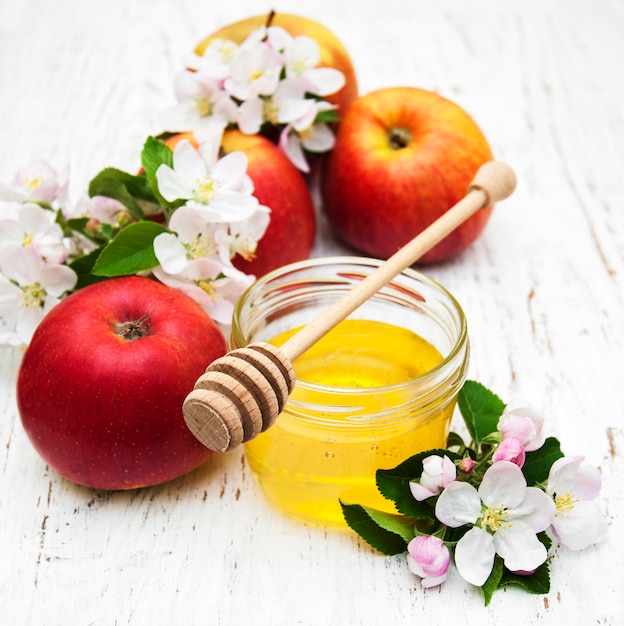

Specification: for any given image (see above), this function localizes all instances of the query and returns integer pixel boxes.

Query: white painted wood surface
[1,0,623,623]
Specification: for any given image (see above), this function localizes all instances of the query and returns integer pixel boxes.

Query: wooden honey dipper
[183,160,517,453]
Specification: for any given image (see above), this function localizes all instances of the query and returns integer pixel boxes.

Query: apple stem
[115,314,151,341]
[265,10,276,30]
[388,127,412,150]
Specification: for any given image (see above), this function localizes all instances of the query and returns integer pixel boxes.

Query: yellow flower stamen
[248,68,265,82]
[480,505,510,532]
[555,492,578,517]
[189,233,216,259]
[194,96,213,118]
[197,279,217,300]
[23,175,44,191]
[21,282,46,309]
[262,98,279,125]
[194,176,219,204]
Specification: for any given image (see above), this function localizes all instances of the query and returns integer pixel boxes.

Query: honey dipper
[183,160,517,453]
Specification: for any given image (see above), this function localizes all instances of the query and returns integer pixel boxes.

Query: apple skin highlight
[16,276,227,490]
[321,87,495,264]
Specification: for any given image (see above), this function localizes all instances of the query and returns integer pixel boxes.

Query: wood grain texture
[1,0,623,624]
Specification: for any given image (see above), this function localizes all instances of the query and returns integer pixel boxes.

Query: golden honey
[231,258,469,526]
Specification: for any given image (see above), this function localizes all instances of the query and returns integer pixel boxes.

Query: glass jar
[230,257,469,526]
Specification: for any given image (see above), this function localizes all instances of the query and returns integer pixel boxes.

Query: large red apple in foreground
[321,87,495,264]
[165,130,316,278]
[16,276,227,490]
[195,12,359,119]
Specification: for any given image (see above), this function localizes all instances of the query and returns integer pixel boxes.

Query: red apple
[221,129,316,277]
[321,87,495,264]
[164,130,316,278]
[195,12,359,119]
[16,276,227,490]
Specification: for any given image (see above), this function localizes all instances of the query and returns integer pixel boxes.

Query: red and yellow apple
[321,87,495,264]
[195,12,359,118]
[16,276,227,490]
[165,130,316,278]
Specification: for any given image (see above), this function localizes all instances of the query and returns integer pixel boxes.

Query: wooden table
[1,0,622,623]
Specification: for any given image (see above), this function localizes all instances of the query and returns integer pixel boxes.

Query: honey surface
[245,319,454,526]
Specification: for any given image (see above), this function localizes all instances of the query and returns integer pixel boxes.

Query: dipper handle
[183,161,516,452]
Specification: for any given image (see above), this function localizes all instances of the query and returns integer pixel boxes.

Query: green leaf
[315,108,341,124]
[499,560,551,596]
[446,431,466,449]
[68,246,108,290]
[375,449,461,518]
[481,556,504,606]
[458,380,505,445]
[141,136,179,208]
[92,221,169,277]
[522,437,564,486]
[88,167,156,220]
[340,502,411,555]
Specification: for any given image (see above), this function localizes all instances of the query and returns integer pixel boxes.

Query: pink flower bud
[409,455,457,501]
[458,457,475,474]
[407,535,450,588]
[498,401,546,452]
[493,438,526,467]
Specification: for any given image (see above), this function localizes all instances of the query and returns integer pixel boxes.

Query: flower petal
[479,461,527,509]
[454,527,496,587]
[493,523,548,573]
[435,481,481,527]
[551,499,608,550]
[509,486,556,532]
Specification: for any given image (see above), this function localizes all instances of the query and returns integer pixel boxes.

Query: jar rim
[232,255,469,395]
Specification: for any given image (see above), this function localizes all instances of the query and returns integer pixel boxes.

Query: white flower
[0,202,69,266]
[186,38,239,80]
[214,204,270,264]
[435,462,556,586]
[155,137,259,222]
[65,194,128,225]
[224,29,284,101]
[153,205,224,271]
[546,455,608,551]
[152,256,253,325]
[410,455,457,501]
[237,78,317,136]
[498,401,546,452]
[267,26,345,97]
[161,70,238,142]
[278,115,336,172]
[0,247,77,346]
[0,159,67,204]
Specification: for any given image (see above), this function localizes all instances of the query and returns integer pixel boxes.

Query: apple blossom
[162,70,238,141]
[224,32,284,101]
[435,461,556,586]
[407,535,451,588]
[410,454,457,501]
[152,256,252,324]
[0,202,69,266]
[267,26,346,97]
[237,78,317,136]
[0,247,77,346]
[279,116,336,173]
[546,455,608,551]
[492,437,526,467]
[458,457,475,474]
[0,159,66,204]
[156,138,259,222]
[498,401,546,452]
[185,38,239,80]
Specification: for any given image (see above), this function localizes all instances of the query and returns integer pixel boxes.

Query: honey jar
[230,257,469,526]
